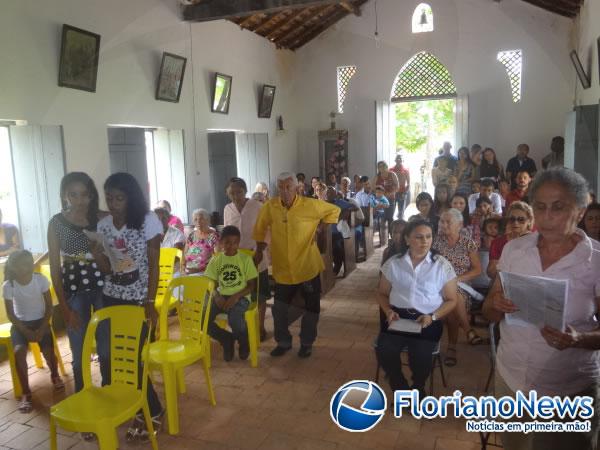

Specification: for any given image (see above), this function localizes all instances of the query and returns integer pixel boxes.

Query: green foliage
[395,99,455,153]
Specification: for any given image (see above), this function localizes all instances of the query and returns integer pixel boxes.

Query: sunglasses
[508,216,527,223]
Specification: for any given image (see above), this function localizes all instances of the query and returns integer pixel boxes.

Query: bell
[420,10,428,26]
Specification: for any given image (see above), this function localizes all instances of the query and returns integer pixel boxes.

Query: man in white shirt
[468,179,502,215]
[155,208,185,250]
[354,176,373,208]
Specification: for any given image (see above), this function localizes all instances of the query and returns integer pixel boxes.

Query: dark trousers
[100,296,163,416]
[332,232,344,274]
[375,331,440,393]
[273,276,321,347]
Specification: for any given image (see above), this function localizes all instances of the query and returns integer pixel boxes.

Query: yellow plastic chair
[213,249,260,368]
[148,276,216,435]
[154,248,183,314]
[49,305,158,450]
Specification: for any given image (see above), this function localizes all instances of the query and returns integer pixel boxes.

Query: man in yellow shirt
[253,172,340,358]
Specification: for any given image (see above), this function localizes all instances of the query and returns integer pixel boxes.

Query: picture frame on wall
[58,24,101,92]
[155,52,187,102]
[211,72,233,114]
[569,50,591,89]
[258,84,276,118]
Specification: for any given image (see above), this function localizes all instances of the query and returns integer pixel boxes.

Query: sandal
[81,432,96,442]
[52,376,65,391]
[467,329,487,345]
[126,409,164,442]
[18,395,33,414]
[444,348,457,367]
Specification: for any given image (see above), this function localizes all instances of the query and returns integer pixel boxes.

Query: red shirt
[489,235,508,260]
[504,189,528,210]
[390,165,410,193]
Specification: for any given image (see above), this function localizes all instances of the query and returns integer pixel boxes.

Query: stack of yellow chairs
[213,248,260,368]
[0,265,66,398]
[153,248,183,314]
[50,305,158,450]
[148,276,216,435]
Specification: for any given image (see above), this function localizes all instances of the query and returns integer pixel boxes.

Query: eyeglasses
[508,216,527,223]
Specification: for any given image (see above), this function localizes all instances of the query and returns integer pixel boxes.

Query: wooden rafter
[264,8,311,40]
[521,0,580,17]
[274,4,337,47]
[183,0,345,22]
[238,13,264,27]
[340,1,360,15]
[254,11,289,34]
[288,7,349,49]
[248,14,276,31]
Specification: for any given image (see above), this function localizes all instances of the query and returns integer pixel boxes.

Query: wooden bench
[318,224,335,295]
[342,211,357,277]
[359,206,374,261]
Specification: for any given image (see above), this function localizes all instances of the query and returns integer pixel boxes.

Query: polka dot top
[49,213,104,294]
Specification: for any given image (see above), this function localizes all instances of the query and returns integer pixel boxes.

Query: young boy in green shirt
[204,225,258,361]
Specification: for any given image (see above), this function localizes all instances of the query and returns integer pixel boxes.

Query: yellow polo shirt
[252,195,340,285]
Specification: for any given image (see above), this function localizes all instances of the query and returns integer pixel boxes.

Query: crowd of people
[1,132,599,449]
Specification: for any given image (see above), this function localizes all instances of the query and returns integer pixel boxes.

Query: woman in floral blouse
[433,208,484,367]
[183,209,219,274]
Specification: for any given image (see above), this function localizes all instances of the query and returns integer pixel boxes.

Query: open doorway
[107,126,188,222]
[395,98,456,197]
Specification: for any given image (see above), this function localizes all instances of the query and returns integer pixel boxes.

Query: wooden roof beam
[289,8,349,49]
[183,0,345,22]
[274,4,336,47]
[340,1,361,15]
[521,0,577,17]
[253,11,290,34]
[264,8,311,40]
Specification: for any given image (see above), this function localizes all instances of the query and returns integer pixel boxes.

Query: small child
[204,226,258,361]
[471,180,481,195]
[2,251,63,413]
[481,217,502,251]
[371,186,390,229]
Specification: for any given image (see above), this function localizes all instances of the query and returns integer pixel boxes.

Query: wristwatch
[431,313,437,321]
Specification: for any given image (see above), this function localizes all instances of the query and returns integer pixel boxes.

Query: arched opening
[412,3,434,33]
[391,52,458,198]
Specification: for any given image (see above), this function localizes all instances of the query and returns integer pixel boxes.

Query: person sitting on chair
[375,219,458,397]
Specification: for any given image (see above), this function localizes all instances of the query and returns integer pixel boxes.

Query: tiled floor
[0,246,496,449]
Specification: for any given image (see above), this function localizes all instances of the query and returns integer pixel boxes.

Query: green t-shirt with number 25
[204,251,258,296]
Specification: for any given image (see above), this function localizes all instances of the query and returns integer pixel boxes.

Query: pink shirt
[168,215,184,233]
[496,230,600,395]
[223,199,268,272]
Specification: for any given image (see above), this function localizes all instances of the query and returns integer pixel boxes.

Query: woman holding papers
[483,167,600,450]
[376,219,458,397]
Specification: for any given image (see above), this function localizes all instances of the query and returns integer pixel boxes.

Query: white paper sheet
[387,318,422,334]
[499,271,569,331]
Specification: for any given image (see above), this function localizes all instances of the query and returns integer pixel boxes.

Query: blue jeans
[66,290,108,392]
[207,297,250,352]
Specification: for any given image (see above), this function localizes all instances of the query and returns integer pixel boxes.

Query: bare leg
[14,346,31,396]
[41,345,59,379]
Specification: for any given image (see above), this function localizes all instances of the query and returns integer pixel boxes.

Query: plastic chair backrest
[159,276,214,348]
[82,305,147,390]
[156,248,183,301]
[38,264,58,303]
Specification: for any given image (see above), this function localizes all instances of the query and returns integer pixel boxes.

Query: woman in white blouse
[376,219,458,396]
[224,177,269,341]
[483,167,600,450]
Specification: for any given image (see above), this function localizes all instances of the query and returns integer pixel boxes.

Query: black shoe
[223,339,234,362]
[298,345,312,358]
[270,345,292,357]
[239,342,250,360]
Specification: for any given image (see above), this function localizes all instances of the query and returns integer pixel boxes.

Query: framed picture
[258,84,276,118]
[155,52,187,102]
[569,50,591,89]
[211,72,233,114]
[58,24,101,92]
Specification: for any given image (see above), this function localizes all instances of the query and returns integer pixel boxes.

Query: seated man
[204,226,257,361]
[154,207,185,250]
[468,179,502,215]
[504,170,531,210]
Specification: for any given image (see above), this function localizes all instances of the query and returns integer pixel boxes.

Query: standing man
[391,154,411,220]
[433,142,457,171]
[505,144,537,189]
[541,136,565,169]
[253,172,340,358]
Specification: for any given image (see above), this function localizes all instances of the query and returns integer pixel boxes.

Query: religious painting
[211,72,233,114]
[156,52,187,102]
[58,24,101,92]
[258,84,276,118]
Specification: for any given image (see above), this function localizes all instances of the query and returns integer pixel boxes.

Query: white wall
[293,0,574,179]
[574,0,600,106]
[0,0,298,218]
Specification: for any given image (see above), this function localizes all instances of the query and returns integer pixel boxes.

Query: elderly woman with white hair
[483,167,600,450]
[339,176,353,200]
[183,208,219,274]
[254,182,270,202]
[433,208,483,366]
